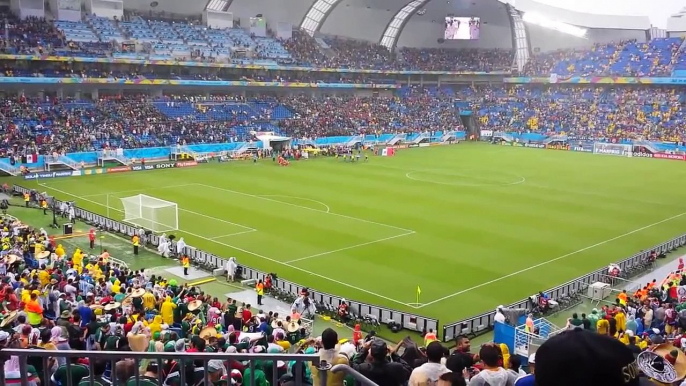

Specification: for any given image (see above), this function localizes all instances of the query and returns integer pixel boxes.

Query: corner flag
[416,286,421,304]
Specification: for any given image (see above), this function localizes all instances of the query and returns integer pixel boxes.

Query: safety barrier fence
[14,185,439,335]
[441,233,686,342]
[0,349,327,386]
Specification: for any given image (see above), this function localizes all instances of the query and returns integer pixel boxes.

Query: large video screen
[444,17,480,40]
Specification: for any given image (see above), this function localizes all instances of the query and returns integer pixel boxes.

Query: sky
[527,0,684,29]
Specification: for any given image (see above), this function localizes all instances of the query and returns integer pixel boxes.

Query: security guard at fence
[182,254,190,276]
[23,192,29,207]
[256,279,264,306]
[41,198,48,215]
[132,234,140,256]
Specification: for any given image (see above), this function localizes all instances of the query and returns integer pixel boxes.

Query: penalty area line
[38,183,418,309]
[417,210,686,309]
[285,231,416,264]
[209,229,258,239]
[41,183,200,198]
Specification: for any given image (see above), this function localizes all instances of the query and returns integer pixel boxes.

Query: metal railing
[441,233,686,342]
[13,185,439,335]
[0,349,323,386]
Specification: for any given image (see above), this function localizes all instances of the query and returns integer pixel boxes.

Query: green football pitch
[19,144,686,326]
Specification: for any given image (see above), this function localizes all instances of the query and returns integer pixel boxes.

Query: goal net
[592,142,632,157]
[120,194,178,232]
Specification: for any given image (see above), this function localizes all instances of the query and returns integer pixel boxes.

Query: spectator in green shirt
[52,357,90,386]
[77,361,107,386]
[587,309,600,332]
[243,360,269,386]
[114,288,126,303]
[569,313,583,328]
[126,362,161,386]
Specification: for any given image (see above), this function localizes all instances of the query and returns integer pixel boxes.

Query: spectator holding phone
[352,338,412,386]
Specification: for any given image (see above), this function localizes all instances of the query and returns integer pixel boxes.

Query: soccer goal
[118,194,179,232]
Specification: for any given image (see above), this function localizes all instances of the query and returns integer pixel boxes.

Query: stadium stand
[5,2,686,385]
[471,85,686,143]
[0,87,466,155]
[524,38,685,77]
[0,213,353,386]
[0,11,517,72]
[400,48,513,72]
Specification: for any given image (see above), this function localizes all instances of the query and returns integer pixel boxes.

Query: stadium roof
[120,0,685,50]
[505,0,685,29]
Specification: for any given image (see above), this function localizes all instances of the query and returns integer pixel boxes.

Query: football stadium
[2,0,686,385]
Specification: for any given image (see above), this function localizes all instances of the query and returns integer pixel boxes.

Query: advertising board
[24,170,78,180]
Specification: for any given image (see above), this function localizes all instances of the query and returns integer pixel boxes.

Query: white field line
[370,163,674,207]
[405,171,526,187]
[209,230,258,239]
[186,214,255,232]
[193,183,415,234]
[258,195,331,213]
[417,210,686,309]
[74,183,199,198]
[285,231,416,264]
[39,183,417,308]
[42,182,257,232]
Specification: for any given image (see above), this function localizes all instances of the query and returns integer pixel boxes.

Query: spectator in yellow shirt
[615,308,626,333]
[597,318,610,335]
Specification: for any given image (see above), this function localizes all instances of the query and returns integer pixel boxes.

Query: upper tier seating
[525,38,685,77]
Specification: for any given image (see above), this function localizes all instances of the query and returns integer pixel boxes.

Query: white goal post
[119,194,179,232]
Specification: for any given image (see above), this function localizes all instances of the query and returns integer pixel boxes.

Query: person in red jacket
[353,324,363,346]
[88,229,96,249]
[242,305,252,325]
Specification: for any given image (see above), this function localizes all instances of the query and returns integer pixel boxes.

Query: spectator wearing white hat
[514,353,535,386]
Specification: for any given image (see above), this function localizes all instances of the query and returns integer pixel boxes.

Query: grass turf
[15,143,686,328]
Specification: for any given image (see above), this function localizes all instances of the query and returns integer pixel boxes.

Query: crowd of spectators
[0,10,515,73]
[466,85,686,143]
[0,95,250,157]
[0,13,65,55]
[7,195,686,386]
[280,87,462,139]
[400,48,513,72]
[0,61,398,84]
[4,11,686,76]
[0,87,466,155]
[501,262,686,386]
[524,38,685,77]
[280,31,330,68]
[2,83,686,156]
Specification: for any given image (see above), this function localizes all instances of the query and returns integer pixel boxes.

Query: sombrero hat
[130,288,145,298]
[90,304,104,310]
[287,321,299,333]
[642,343,686,383]
[199,326,217,341]
[0,310,18,328]
[188,299,203,312]
[271,319,284,329]
[37,251,50,259]
[104,302,121,311]
[128,332,150,352]
[4,254,19,265]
